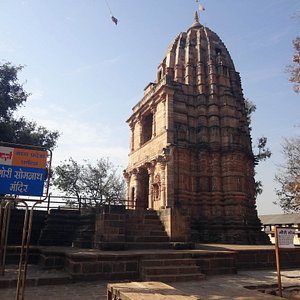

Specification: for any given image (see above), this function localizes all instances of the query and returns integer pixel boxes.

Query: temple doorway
[138,167,149,210]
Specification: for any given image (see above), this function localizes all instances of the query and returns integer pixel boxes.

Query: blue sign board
[0,164,46,196]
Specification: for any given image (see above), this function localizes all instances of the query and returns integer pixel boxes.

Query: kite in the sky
[196,0,205,12]
[111,15,118,25]
[104,0,118,25]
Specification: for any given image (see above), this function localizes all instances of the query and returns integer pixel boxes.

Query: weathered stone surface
[107,281,200,300]
[124,13,269,245]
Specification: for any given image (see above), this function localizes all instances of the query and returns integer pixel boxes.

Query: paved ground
[1,267,300,300]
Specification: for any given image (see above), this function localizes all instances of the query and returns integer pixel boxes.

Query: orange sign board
[0,146,47,168]
[12,148,47,168]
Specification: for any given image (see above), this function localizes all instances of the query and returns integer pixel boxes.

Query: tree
[0,62,59,149]
[274,137,300,212]
[54,157,125,207]
[245,99,272,197]
[287,37,300,93]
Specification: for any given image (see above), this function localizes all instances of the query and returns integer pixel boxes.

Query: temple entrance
[138,167,149,210]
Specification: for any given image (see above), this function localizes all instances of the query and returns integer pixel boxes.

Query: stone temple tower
[124,13,269,244]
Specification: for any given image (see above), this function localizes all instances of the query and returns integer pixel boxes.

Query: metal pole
[274,226,282,297]
[47,193,51,213]
[15,201,29,300]
[0,201,12,276]
[2,202,12,275]
[21,203,37,299]
[0,200,6,276]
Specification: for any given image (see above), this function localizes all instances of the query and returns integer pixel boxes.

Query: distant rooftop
[259,213,300,225]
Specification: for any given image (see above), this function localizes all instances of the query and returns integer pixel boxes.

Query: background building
[260,213,300,245]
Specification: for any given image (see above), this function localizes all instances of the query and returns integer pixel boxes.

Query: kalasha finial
[191,11,201,28]
[194,11,199,24]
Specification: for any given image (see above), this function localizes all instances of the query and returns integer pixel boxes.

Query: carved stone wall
[124,13,269,244]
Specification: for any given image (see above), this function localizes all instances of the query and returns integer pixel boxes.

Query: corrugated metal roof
[259,213,300,225]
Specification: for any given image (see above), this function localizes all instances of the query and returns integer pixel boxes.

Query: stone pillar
[147,164,155,209]
[132,169,138,209]
[160,161,166,208]
[137,120,142,147]
[151,106,157,138]
[129,122,135,152]
[123,171,130,207]
[165,93,174,134]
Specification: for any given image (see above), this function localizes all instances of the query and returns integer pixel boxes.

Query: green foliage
[245,98,272,197]
[54,157,125,207]
[0,61,59,149]
[54,158,82,201]
[252,137,272,197]
[244,98,256,129]
[274,137,300,212]
[254,137,272,163]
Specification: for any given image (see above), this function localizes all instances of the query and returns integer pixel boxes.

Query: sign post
[0,146,48,196]
[0,143,51,300]
[274,227,295,297]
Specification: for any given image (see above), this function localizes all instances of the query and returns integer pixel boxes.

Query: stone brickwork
[65,251,139,281]
[236,248,300,270]
[93,205,126,250]
[124,13,269,244]
[159,208,190,242]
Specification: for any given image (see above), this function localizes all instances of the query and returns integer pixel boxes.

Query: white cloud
[0,41,15,53]
[69,57,121,75]
[16,102,129,170]
[28,89,43,101]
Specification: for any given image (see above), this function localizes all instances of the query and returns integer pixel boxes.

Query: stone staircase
[140,252,205,282]
[72,212,95,248]
[38,210,80,246]
[125,210,172,250]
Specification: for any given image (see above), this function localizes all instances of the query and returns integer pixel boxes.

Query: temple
[124,13,269,244]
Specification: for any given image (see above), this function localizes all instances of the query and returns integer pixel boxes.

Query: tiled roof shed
[259,213,300,225]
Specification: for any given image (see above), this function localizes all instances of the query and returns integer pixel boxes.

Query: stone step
[126,213,159,219]
[38,234,75,241]
[143,272,205,282]
[46,218,79,224]
[126,224,165,231]
[142,265,201,276]
[126,242,172,250]
[40,227,77,233]
[126,235,169,243]
[144,213,161,219]
[125,219,163,226]
[126,210,158,216]
[142,258,197,267]
[141,252,194,260]
[125,229,168,237]
[38,239,72,247]
[72,240,93,249]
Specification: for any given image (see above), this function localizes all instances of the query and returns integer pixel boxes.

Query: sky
[0,0,299,215]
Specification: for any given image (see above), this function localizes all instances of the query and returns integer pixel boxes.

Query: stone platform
[3,244,300,284]
[1,244,300,299]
